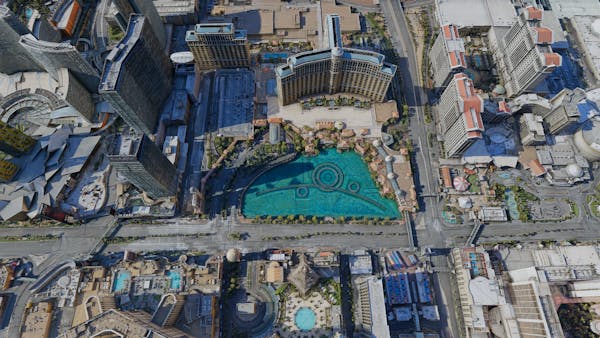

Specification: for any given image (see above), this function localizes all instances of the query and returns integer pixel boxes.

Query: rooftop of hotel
[363,276,390,338]
[51,0,78,27]
[547,0,600,18]
[60,309,187,338]
[570,16,600,77]
[153,0,196,15]
[441,25,467,69]
[276,47,396,77]
[533,27,553,44]
[453,73,484,135]
[108,132,142,157]
[436,0,517,28]
[185,22,247,41]
[19,33,77,51]
[0,127,101,221]
[525,6,543,21]
[21,301,52,338]
[100,15,145,91]
[194,22,233,33]
[206,0,359,42]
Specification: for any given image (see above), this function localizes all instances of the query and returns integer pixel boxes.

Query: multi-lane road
[379,0,443,244]
[0,216,116,338]
[1,1,599,337]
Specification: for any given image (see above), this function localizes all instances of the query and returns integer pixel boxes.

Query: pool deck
[276,291,331,337]
[269,100,382,138]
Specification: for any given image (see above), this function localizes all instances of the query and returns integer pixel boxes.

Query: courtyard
[268,95,383,138]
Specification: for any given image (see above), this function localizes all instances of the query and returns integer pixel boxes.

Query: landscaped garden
[300,96,372,110]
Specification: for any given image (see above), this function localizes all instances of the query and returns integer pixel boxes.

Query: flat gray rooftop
[100,15,145,91]
[214,69,254,139]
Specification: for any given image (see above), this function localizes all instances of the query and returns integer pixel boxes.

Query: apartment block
[429,24,467,88]
[186,22,250,70]
[438,73,484,158]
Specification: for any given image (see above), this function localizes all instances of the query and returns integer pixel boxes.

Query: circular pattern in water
[347,181,361,193]
[296,186,309,198]
[312,163,344,191]
[295,307,317,331]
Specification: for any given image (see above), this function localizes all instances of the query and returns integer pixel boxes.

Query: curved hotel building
[276,15,397,106]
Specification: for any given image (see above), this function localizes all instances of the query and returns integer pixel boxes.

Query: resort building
[574,119,600,162]
[437,73,484,158]
[507,267,563,337]
[185,23,251,70]
[108,133,178,199]
[541,88,585,135]
[99,15,173,135]
[61,309,190,338]
[0,69,96,126]
[113,0,166,48]
[0,6,44,75]
[450,247,507,338]
[152,0,198,25]
[354,276,390,338]
[491,6,562,97]
[429,24,467,88]
[570,15,600,86]
[207,0,360,45]
[276,14,396,106]
[21,301,53,338]
[519,113,546,146]
[49,0,82,37]
[19,34,100,93]
[435,0,517,33]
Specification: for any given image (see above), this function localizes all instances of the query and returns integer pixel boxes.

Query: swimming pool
[504,189,520,220]
[242,149,400,218]
[112,270,131,293]
[263,53,288,60]
[295,307,316,331]
[168,271,181,290]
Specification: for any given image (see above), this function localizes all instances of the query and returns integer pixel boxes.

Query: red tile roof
[441,166,452,188]
[443,25,452,39]
[453,73,484,138]
[528,159,546,176]
[544,53,562,67]
[526,6,543,21]
[534,27,553,44]
[498,101,511,113]
[442,25,466,68]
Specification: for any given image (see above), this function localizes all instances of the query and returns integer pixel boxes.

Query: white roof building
[435,0,517,29]
[570,16,600,85]
[547,0,600,18]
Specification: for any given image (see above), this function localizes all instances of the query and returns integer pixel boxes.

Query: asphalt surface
[379,0,456,335]
[1,1,599,337]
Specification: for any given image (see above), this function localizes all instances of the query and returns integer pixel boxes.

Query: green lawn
[467,175,480,193]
